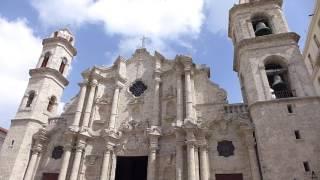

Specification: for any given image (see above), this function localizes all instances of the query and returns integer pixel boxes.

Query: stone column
[183,63,193,121]
[58,143,73,180]
[241,127,261,180]
[176,70,183,126]
[186,140,196,180]
[100,143,114,180]
[153,71,161,126]
[199,144,210,180]
[194,146,200,180]
[82,79,98,128]
[147,132,160,180]
[25,128,47,180]
[108,82,122,129]
[175,130,184,180]
[24,148,40,180]
[69,138,86,180]
[72,80,88,126]
[110,153,117,180]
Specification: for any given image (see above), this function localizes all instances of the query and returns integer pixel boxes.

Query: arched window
[26,91,35,107]
[59,58,67,74]
[252,16,273,37]
[41,52,50,68]
[47,96,56,112]
[265,62,293,98]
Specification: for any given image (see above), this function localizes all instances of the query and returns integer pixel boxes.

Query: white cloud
[0,17,42,127]
[31,0,237,58]
[31,0,205,57]
[31,0,204,38]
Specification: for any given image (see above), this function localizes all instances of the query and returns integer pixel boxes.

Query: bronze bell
[255,22,272,36]
[272,75,286,91]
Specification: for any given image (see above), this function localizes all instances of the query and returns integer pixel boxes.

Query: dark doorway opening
[42,173,59,180]
[216,173,243,180]
[115,156,148,180]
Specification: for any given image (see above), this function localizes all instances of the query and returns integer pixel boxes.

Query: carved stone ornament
[116,133,149,155]
[86,155,100,165]
[119,119,149,132]
[95,95,112,105]
[51,146,64,159]
[217,140,235,157]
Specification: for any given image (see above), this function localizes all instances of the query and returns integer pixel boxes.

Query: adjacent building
[0,127,7,149]
[0,0,319,180]
[303,0,320,95]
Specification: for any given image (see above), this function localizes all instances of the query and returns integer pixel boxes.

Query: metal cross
[140,36,148,48]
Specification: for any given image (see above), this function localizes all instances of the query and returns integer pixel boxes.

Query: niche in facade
[51,146,64,159]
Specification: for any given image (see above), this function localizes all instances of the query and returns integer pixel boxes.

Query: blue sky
[0,0,315,128]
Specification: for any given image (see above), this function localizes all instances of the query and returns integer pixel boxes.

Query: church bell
[272,75,286,91]
[255,22,272,36]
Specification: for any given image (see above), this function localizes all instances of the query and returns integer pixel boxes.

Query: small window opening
[59,58,67,74]
[287,104,293,113]
[11,140,14,146]
[308,54,314,69]
[47,96,56,112]
[265,63,293,98]
[303,161,310,172]
[314,35,320,48]
[26,91,35,107]
[41,52,50,68]
[69,37,73,43]
[54,31,58,37]
[294,130,301,139]
[252,19,272,37]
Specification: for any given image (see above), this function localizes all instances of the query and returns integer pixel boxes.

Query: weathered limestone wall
[250,97,320,180]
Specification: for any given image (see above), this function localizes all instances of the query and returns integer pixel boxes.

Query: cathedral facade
[0,0,320,180]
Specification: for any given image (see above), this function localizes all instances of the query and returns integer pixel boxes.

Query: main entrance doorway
[115,156,148,180]
[41,173,59,180]
[215,173,243,180]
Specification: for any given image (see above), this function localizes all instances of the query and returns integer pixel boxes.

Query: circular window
[129,80,147,97]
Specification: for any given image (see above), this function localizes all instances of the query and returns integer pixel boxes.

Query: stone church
[0,0,320,180]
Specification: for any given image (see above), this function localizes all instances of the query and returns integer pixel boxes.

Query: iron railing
[273,89,296,99]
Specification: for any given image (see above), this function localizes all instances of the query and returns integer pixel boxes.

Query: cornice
[29,67,69,86]
[42,37,77,56]
[233,32,300,71]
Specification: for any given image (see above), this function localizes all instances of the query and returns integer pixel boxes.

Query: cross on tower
[140,36,148,48]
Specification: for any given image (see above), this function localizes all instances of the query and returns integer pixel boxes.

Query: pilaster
[69,136,87,180]
[82,79,98,128]
[240,126,261,180]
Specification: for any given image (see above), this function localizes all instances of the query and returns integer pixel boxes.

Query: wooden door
[216,173,243,180]
[42,173,59,180]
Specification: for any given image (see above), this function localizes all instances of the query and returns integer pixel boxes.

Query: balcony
[224,103,248,114]
[272,89,296,99]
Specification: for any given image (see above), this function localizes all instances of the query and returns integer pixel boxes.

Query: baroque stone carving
[119,118,149,132]
[85,155,100,165]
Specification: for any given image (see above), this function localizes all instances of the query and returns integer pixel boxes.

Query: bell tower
[0,28,77,180]
[229,0,320,179]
